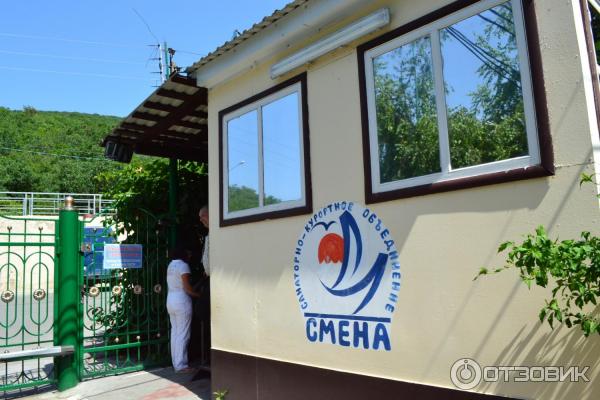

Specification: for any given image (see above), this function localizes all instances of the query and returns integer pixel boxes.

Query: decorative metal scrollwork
[33,289,46,301]
[1,290,15,303]
[153,284,162,294]
[133,285,143,295]
[112,286,123,296]
[89,286,100,297]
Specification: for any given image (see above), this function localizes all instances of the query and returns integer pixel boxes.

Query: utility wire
[0,32,145,49]
[477,14,514,37]
[0,146,108,161]
[489,9,514,27]
[176,49,204,56]
[445,27,520,88]
[0,49,145,65]
[0,66,151,81]
[132,8,160,44]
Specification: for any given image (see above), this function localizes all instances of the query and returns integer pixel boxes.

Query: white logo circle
[293,201,401,350]
[450,358,482,390]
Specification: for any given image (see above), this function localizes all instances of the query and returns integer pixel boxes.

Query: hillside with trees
[0,106,127,193]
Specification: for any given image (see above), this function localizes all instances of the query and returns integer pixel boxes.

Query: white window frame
[363,0,540,194]
[222,81,307,220]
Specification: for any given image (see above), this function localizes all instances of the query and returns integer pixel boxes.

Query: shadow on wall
[220,172,553,285]
[418,149,594,379]
[478,319,600,399]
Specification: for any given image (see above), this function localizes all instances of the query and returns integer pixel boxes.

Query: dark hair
[169,245,189,261]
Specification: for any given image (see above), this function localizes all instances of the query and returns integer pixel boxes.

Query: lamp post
[229,160,245,172]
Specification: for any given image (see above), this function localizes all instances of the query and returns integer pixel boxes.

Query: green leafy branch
[579,172,598,193]
[214,389,229,400]
[475,225,600,336]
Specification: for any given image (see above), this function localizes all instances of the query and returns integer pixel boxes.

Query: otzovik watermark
[450,358,590,390]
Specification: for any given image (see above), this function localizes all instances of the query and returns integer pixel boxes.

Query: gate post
[54,196,80,391]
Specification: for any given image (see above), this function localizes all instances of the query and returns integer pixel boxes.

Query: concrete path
[7,367,211,400]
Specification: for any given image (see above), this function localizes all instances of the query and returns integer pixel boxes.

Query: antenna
[132,8,165,85]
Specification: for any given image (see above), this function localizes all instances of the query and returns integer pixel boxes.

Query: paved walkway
[8,368,211,400]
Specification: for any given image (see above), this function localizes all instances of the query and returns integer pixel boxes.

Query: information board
[103,244,143,269]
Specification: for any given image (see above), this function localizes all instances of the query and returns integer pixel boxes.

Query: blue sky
[0,1,290,117]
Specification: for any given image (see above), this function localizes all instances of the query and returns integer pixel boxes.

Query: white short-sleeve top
[167,259,191,300]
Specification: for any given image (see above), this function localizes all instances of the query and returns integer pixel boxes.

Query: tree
[372,3,528,178]
[0,107,124,193]
[95,158,208,247]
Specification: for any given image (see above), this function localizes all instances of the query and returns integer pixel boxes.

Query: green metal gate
[1,201,171,395]
[0,215,57,392]
[79,209,170,380]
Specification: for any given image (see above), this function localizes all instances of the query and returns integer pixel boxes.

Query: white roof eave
[189,0,368,89]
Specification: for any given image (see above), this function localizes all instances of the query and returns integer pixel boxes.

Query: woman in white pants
[166,247,200,373]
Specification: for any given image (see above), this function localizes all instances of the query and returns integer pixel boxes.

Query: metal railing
[0,192,114,216]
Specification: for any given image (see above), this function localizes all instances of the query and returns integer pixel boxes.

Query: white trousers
[167,299,192,371]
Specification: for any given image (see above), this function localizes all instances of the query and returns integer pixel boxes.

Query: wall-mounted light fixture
[104,140,133,163]
[270,7,390,79]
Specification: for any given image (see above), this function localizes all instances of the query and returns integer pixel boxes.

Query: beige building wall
[206,0,600,398]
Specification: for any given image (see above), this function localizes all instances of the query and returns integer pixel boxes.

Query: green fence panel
[0,215,57,394]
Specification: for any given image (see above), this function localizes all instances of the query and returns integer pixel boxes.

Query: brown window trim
[218,72,312,227]
[580,0,600,136]
[357,0,554,204]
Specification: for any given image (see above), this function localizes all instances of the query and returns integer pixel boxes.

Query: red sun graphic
[318,233,344,264]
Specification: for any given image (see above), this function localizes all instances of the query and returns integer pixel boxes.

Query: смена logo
[293,201,400,351]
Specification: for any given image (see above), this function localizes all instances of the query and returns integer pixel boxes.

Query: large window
[581,0,600,131]
[219,74,311,225]
[359,0,553,202]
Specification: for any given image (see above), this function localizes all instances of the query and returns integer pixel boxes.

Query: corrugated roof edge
[186,0,310,73]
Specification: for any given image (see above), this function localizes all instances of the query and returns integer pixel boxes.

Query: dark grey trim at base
[211,349,518,400]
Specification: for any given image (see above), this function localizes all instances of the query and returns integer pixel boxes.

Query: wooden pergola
[102,73,208,163]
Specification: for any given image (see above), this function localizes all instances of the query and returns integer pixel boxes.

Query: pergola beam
[102,73,209,161]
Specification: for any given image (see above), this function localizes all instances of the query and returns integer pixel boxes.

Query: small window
[359,0,553,201]
[219,74,311,225]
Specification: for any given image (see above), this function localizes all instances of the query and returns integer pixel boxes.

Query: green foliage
[93,159,207,342]
[96,158,208,245]
[213,389,229,400]
[447,104,526,169]
[228,185,259,212]
[373,38,440,182]
[373,4,527,181]
[227,184,282,212]
[0,106,124,193]
[591,6,600,63]
[476,225,600,337]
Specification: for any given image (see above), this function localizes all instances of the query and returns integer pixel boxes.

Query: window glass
[222,78,309,223]
[373,35,440,182]
[262,92,302,205]
[590,2,600,64]
[227,110,259,212]
[441,2,528,169]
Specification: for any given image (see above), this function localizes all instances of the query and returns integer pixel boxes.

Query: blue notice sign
[103,244,143,269]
